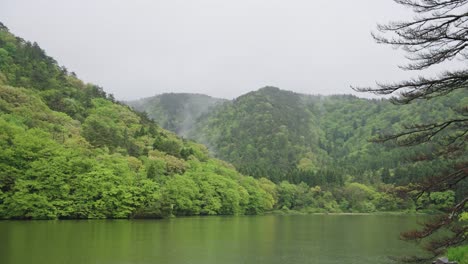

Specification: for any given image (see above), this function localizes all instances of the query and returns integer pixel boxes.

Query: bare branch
[352,70,468,103]
[370,118,468,146]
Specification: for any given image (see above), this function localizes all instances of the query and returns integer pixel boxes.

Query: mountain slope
[190,87,327,182]
[0,23,276,219]
[132,86,466,188]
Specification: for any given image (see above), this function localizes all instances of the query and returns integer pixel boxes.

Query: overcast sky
[0,0,457,100]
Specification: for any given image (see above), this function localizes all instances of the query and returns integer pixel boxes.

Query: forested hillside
[0,23,278,219]
[190,87,325,182]
[132,87,467,202]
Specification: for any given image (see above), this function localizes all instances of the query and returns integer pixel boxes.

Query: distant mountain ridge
[128,86,465,185]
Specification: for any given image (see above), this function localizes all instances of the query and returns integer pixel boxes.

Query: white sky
[0,0,459,100]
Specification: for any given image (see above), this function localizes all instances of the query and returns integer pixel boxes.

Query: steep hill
[0,23,276,219]
[190,87,326,182]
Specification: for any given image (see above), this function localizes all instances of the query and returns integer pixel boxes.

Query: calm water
[0,214,428,264]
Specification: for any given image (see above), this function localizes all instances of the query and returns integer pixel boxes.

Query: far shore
[264,210,433,216]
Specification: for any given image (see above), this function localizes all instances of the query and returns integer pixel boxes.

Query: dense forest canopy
[0,23,278,219]
[129,87,466,197]
[128,86,467,215]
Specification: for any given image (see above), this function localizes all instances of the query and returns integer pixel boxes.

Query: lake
[0,214,429,264]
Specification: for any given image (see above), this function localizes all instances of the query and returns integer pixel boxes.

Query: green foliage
[0,82,279,219]
[160,175,201,216]
[132,86,466,215]
[341,183,377,213]
[447,245,468,264]
[0,25,285,220]
[190,87,324,182]
[153,136,182,157]
[416,191,455,212]
[461,212,468,222]
[135,88,463,192]
[0,24,455,220]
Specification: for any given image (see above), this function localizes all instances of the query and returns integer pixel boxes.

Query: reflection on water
[0,214,428,264]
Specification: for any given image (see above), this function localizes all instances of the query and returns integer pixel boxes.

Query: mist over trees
[128,94,226,137]
[131,87,465,194]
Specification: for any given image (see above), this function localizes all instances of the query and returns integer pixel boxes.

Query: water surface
[0,214,428,264]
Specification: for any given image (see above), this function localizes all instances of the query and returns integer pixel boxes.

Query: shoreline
[0,211,433,221]
[264,210,431,216]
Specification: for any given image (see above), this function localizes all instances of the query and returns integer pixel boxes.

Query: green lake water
[0,214,429,264]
